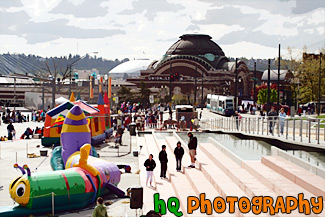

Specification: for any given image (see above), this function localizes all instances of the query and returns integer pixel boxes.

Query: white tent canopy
[55,96,68,104]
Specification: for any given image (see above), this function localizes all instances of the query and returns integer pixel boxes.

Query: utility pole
[253,62,256,105]
[234,58,238,111]
[277,44,281,112]
[69,65,72,96]
[318,53,322,116]
[169,62,172,105]
[267,59,271,113]
[42,84,44,110]
[201,75,204,109]
[14,77,16,112]
[194,66,197,108]
[52,78,56,109]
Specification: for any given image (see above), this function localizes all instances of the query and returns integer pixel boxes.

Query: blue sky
[0,0,324,60]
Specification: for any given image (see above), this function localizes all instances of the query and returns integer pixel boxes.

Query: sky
[0,0,324,61]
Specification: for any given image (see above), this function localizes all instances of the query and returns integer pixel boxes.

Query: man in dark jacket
[268,107,277,134]
[188,132,197,168]
[7,121,15,140]
[144,154,156,187]
[174,141,184,172]
[117,125,124,145]
[159,145,168,179]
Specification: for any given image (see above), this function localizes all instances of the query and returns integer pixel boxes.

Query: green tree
[297,52,325,103]
[280,47,325,104]
[117,86,132,102]
[139,81,151,104]
[257,88,278,105]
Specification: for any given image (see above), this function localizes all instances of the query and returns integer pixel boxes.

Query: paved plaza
[0,109,324,216]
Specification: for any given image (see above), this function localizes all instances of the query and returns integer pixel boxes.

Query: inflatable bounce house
[0,105,124,217]
[93,92,112,139]
[42,92,111,147]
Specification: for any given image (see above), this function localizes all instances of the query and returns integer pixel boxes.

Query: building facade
[127,34,252,105]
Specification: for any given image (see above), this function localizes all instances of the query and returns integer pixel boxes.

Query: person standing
[117,125,124,145]
[187,132,197,168]
[268,107,277,134]
[7,121,15,140]
[92,197,108,217]
[144,154,156,187]
[174,141,184,172]
[159,145,168,179]
[232,111,241,130]
[279,108,287,135]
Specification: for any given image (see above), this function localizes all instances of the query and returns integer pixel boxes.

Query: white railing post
[308,119,311,143]
[317,119,320,144]
[300,118,303,143]
[286,118,289,140]
[257,117,260,135]
[267,117,269,136]
[293,118,295,141]
[248,118,251,134]
[262,117,264,135]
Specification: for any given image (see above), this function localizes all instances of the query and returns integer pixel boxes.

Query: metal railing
[201,116,325,145]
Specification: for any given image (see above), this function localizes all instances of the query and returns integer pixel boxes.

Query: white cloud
[317,26,325,34]
[0,0,324,60]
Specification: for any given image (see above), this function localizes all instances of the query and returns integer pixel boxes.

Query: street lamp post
[201,76,204,109]
[277,44,281,112]
[253,62,256,105]
[267,59,271,113]
[194,66,197,108]
[318,53,322,116]
[234,58,238,111]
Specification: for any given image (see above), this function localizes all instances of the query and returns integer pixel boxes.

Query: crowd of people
[0,107,46,125]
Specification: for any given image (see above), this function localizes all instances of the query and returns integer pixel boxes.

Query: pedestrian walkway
[138,131,325,217]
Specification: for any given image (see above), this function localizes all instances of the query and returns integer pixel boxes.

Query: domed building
[127,34,252,105]
[108,59,152,79]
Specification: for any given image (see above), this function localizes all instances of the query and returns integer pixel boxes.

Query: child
[144,154,156,187]
[92,197,108,217]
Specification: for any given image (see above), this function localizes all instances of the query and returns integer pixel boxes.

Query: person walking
[187,132,197,168]
[92,197,108,217]
[144,154,156,187]
[268,107,277,134]
[159,145,168,179]
[174,141,184,172]
[279,108,287,135]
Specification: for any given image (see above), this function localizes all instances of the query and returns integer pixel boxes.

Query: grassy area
[317,115,325,118]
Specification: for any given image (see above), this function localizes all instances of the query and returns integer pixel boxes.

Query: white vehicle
[208,95,235,116]
[207,94,212,109]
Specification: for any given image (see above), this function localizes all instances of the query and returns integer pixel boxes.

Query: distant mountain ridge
[0,53,129,76]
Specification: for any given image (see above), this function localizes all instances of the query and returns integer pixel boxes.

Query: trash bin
[129,123,136,136]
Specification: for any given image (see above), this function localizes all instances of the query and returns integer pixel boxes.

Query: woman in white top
[279,108,287,135]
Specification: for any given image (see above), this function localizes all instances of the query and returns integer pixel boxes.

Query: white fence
[201,116,325,145]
